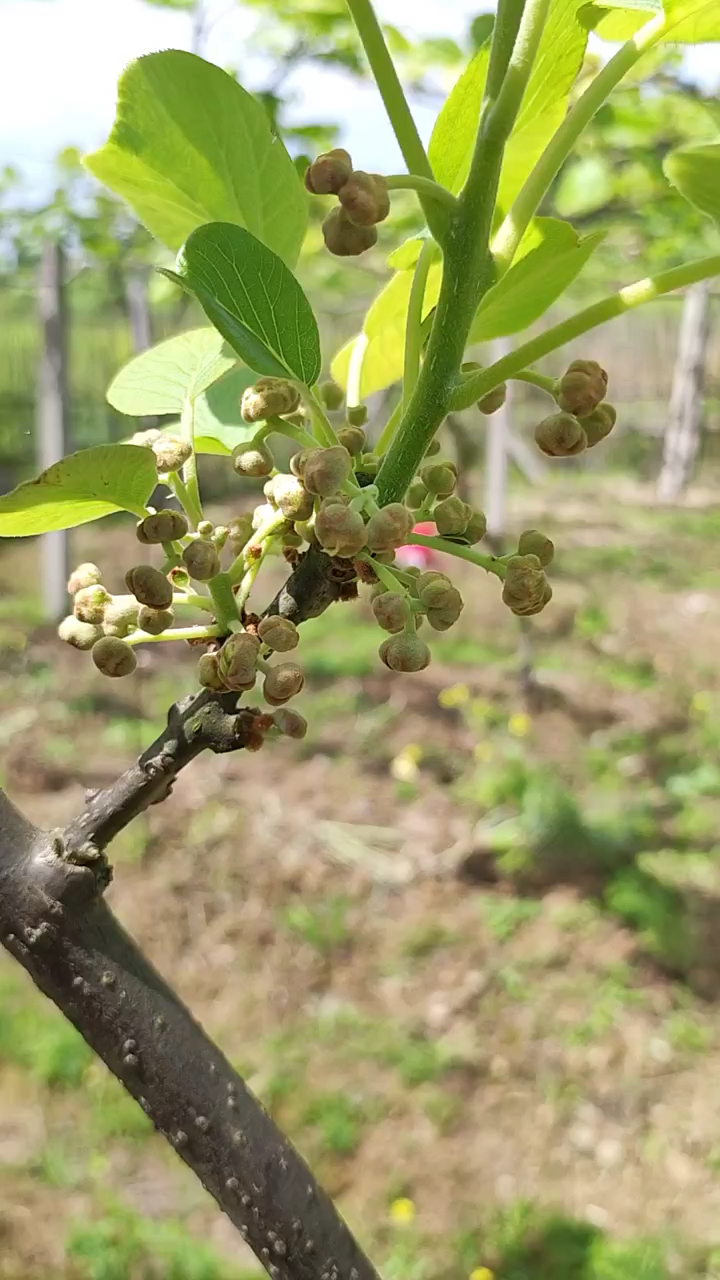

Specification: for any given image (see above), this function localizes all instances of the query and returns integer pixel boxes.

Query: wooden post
[657,280,711,502]
[125,266,153,354]
[37,240,69,622]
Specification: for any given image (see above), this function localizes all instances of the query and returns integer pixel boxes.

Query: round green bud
[424,585,464,632]
[197,520,215,538]
[372,591,408,634]
[425,438,441,457]
[416,570,451,595]
[271,708,308,740]
[58,616,103,651]
[152,436,193,473]
[518,528,554,566]
[182,540,221,582]
[434,496,471,537]
[322,206,378,257]
[137,605,174,635]
[283,531,304,549]
[213,526,229,550]
[463,510,488,544]
[314,503,367,558]
[358,453,379,478]
[365,503,413,553]
[263,661,305,706]
[269,474,314,521]
[378,633,431,673]
[304,147,353,195]
[257,615,300,652]
[241,379,300,424]
[556,359,608,418]
[218,632,260,691]
[137,509,188,545]
[407,479,428,510]
[197,652,226,691]
[168,565,190,592]
[92,636,137,679]
[477,383,507,415]
[232,441,275,478]
[125,565,173,610]
[534,412,587,458]
[336,425,366,456]
[227,515,253,551]
[420,463,456,497]
[303,445,352,497]
[582,402,617,448]
[501,554,549,616]
[67,563,102,596]
[347,403,369,428]
[319,380,345,411]
[338,171,390,227]
[73,585,111,624]
[293,518,316,544]
[103,599,140,638]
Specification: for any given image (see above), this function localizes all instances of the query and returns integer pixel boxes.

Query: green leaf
[166,223,321,385]
[428,47,489,193]
[107,328,238,417]
[0,446,157,536]
[664,141,720,225]
[332,264,440,397]
[195,366,258,452]
[469,218,604,343]
[582,0,720,40]
[85,51,307,265]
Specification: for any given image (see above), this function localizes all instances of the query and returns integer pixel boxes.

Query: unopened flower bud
[358,453,379,478]
[518,528,554,566]
[152,436,192,473]
[407,479,428,510]
[67,563,102,595]
[378,633,431,672]
[213,526,229,549]
[323,206,378,257]
[58,616,103,651]
[339,171,390,227]
[289,449,314,479]
[197,520,214,537]
[241,379,300,424]
[103,599,140,638]
[304,148,353,195]
[232,441,275,477]
[424,584,464,631]
[197,652,226,691]
[420,463,456,496]
[252,503,281,531]
[534,412,587,458]
[502,553,549,616]
[347,403,369,428]
[336,425,366,456]
[182,539,221,582]
[129,428,162,448]
[227,515,253,551]
[137,509,188,545]
[92,636,137,678]
[582,402,617,448]
[319,380,345,411]
[556,359,608,418]
[372,591,408,633]
[263,661,304,705]
[283,531,303,549]
[168,565,190,592]
[303,445,352,497]
[137,605,174,635]
[218,632,260,691]
[434,496,471,537]
[125,564,173,610]
[269,474,314,521]
[74,584,111,624]
[315,503,367,558]
[425,439,441,457]
[478,383,507,415]
[272,708,308,739]
[257,615,300,652]
[365,503,413,553]
[416,570,451,595]
[463,510,487,544]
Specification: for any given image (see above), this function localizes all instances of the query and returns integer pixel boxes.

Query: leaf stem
[512,369,556,393]
[402,239,436,412]
[181,397,203,523]
[126,624,223,646]
[297,383,340,447]
[374,398,403,457]
[226,509,289,586]
[207,572,240,630]
[264,415,318,451]
[409,532,506,578]
[168,472,203,530]
[385,175,458,211]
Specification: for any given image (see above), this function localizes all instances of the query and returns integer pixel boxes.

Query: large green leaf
[85,51,307,265]
[582,0,720,40]
[469,218,604,343]
[107,329,238,417]
[0,446,157,536]
[165,223,321,385]
[428,47,490,193]
[664,142,720,225]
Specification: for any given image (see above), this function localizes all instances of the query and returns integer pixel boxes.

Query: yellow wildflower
[470,1269,495,1280]
[691,691,711,713]
[438,683,470,709]
[389,1197,416,1225]
[390,744,422,782]
[507,711,532,738]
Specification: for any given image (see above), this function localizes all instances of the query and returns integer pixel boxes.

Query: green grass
[280,895,352,955]
[477,893,542,943]
[0,967,93,1089]
[302,1089,369,1155]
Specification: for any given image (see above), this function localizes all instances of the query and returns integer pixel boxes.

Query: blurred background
[2,1,720,1276]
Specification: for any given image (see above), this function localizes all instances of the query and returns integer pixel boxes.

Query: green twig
[181,397,203,524]
[409,532,506,578]
[385,175,458,211]
[126,624,223,646]
[207,573,240,631]
[402,239,436,413]
[297,383,340,447]
[168,472,203,530]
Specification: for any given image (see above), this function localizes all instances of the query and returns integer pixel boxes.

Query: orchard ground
[4,471,720,1277]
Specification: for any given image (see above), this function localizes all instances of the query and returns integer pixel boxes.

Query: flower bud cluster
[304,149,390,258]
[534,359,617,457]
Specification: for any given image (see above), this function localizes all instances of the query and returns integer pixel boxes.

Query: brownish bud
[407,479,428,510]
[338,171,390,227]
[58,616,103,651]
[416,570,451,595]
[182,540,221,582]
[218,632,260,691]
[241,379,300,424]
[137,605,174,635]
[125,564,173,610]
[477,383,507,415]
[420,463,456,497]
[582,402,617,448]
[303,445,352,497]
[502,554,549,616]
[289,448,315,479]
[73,585,111,624]
[372,591,408,633]
[347,403,369,428]
[257,615,300,652]
[424,585,464,631]
[137,509,188,545]
[518,528,554,566]
[232,441,275,478]
[152,436,193,473]
[378,633,431,672]
[263,661,305,706]
[534,412,587,458]
[92,636,137,678]
[556,359,608,418]
[269,474,314,521]
[314,503,367,558]
[463,510,487,544]
[129,428,162,448]
[227,515,254,551]
[103,600,140,638]
[322,206,378,257]
[271,708,308,740]
[336,425,366,456]
[319,380,345,411]
[304,148,353,195]
[434,496,471,537]
[197,652,226,691]
[67,563,102,595]
[365,503,413,553]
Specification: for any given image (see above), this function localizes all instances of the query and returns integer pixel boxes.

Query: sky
[0,0,718,199]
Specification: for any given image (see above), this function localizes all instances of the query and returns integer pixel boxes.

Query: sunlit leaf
[664,141,720,225]
[428,47,489,193]
[331,264,440,397]
[0,446,157,536]
[107,329,237,417]
[582,0,720,41]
